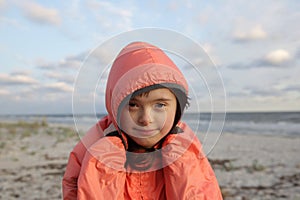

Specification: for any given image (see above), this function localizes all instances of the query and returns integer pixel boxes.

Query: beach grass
[0,120,77,139]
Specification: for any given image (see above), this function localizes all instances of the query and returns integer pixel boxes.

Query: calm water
[1,112,300,136]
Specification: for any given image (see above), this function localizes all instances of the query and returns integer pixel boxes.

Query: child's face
[119,88,177,148]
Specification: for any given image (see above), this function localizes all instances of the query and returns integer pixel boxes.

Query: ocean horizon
[1,111,299,137]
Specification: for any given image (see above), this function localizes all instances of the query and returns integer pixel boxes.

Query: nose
[137,108,152,126]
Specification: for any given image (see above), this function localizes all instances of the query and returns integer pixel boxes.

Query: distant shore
[0,120,299,199]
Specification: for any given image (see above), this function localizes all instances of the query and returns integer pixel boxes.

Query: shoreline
[0,121,299,199]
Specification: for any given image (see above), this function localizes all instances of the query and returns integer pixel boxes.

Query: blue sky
[0,0,299,114]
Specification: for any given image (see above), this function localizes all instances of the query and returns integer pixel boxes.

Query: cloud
[43,82,73,93]
[227,85,284,101]
[86,0,132,18]
[57,59,82,69]
[0,70,73,111]
[0,16,20,28]
[233,25,267,42]
[228,49,292,69]
[0,1,24,28]
[246,87,281,97]
[296,46,300,58]
[10,70,31,76]
[264,49,291,65]
[85,0,133,30]
[2,80,73,102]
[44,71,75,84]
[37,54,83,70]
[0,73,38,85]
[281,84,300,93]
[202,43,214,55]
[21,2,61,26]
[0,88,10,95]
[65,0,84,21]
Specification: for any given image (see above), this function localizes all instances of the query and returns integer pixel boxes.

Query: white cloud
[0,73,38,85]
[58,59,82,69]
[44,82,73,93]
[202,43,213,55]
[233,25,267,41]
[0,88,10,95]
[264,49,291,65]
[44,71,75,84]
[21,2,61,26]
[37,55,82,70]
[249,26,267,39]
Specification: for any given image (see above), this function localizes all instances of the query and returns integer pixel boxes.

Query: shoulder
[81,133,126,172]
[162,122,205,167]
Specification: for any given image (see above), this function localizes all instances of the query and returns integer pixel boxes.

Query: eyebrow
[153,98,173,102]
[130,96,173,101]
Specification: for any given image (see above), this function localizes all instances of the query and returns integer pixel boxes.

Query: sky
[0,0,299,115]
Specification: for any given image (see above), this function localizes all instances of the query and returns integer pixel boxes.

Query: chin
[135,139,157,149]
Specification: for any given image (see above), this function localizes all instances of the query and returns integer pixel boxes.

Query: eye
[154,103,166,109]
[128,101,139,109]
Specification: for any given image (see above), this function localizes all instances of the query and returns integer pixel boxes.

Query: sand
[0,121,299,200]
[209,132,300,200]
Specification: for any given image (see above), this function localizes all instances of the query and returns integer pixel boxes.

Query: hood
[105,41,188,127]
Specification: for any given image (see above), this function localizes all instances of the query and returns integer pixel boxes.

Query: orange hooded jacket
[62,42,223,199]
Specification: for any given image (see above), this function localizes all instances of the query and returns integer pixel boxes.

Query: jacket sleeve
[77,135,126,200]
[62,141,87,200]
[162,124,223,200]
[62,117,110,200]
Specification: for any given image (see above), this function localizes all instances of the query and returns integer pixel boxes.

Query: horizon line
[1,110,300,116]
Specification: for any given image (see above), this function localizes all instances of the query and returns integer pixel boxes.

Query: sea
[0,112,299,137]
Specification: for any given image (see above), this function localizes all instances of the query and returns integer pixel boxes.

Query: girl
[63,41,223,199]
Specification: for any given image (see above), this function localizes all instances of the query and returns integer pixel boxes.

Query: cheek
[155,111,167,127]
[119,109,132,130]
[159,109,176,133]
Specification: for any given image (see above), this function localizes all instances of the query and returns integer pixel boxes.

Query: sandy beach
[0,120,299,200]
